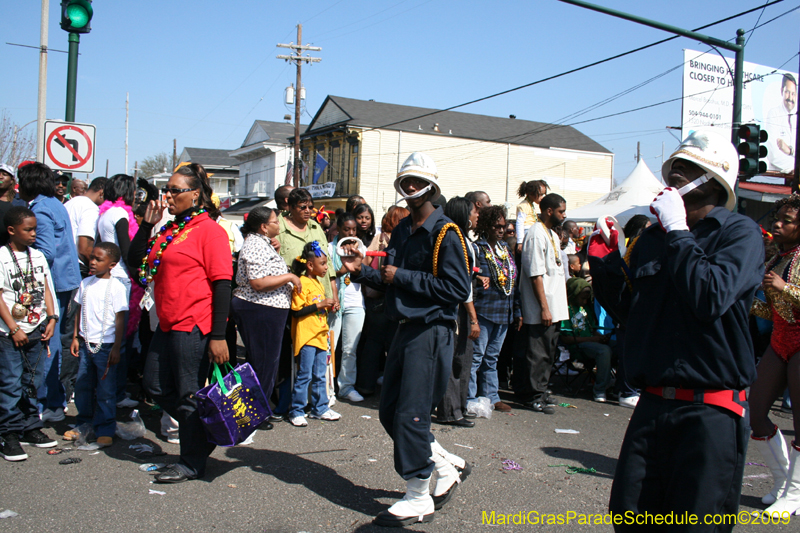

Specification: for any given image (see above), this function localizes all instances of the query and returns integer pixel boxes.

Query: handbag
[196,362,271,447]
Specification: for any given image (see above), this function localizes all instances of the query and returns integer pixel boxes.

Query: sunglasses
[493,224,506,230]
[161,187,196,196]
[296,205,314,211]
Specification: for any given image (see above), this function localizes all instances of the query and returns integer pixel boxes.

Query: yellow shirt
[291,276,329,356]
[516,199,537,227]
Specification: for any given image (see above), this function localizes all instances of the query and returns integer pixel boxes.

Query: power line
[361,0,787,134]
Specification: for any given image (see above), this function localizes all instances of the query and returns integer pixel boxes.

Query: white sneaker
[309,409,341,421]
[618,395,639,409]
[41,408,65,423]
[288,415,308,427]
[343,390,364,402]
[374,476,434,526]
[117,398,139,408]
[328,394,336,407]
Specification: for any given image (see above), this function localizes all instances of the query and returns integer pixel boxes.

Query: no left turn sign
[43,120,96,173]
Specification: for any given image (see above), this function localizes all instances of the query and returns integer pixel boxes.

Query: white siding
[314,101,350,129]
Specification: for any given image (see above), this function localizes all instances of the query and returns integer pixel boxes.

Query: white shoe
[328,394,336,407]
[288,415,308,427]
[309,409,341,421]
[117,398,139,408]
[41,408,65,423]
[430,440,471,510]
[343,390,364,402]
[377,376,384,386]
[374,476,434,526]
[764,446,800,517]
[618,395,639,409]
[752,428,789,505]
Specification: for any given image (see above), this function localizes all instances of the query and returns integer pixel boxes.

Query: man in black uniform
[342,152,472,527]
[589,129,764,531]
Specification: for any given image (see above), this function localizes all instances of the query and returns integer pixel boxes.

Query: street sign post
[43,120,95,173]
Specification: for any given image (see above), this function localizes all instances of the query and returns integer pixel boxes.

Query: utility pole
[277,24,321,187]
[173,139,177,172]
[636,141,640,163]
[125,93,129,175]
[37,0,49,162]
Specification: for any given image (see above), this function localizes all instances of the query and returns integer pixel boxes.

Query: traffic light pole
[65,32,79,122]
[559,0,745,144]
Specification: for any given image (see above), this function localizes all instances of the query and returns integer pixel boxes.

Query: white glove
[650,188,688,232]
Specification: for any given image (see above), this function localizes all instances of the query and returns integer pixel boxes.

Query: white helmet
[394,152,441,200]
[661,128,739,211]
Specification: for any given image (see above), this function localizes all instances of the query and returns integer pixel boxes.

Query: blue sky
[3,1,798,183]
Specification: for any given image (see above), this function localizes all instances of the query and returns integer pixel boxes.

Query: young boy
[64,243,128,447]
[0,207,58,461]
[567,254,582,278]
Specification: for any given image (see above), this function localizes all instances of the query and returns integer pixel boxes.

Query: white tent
[566,159,664,227]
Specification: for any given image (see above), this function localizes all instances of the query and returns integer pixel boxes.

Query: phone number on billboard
[688,110,722,120]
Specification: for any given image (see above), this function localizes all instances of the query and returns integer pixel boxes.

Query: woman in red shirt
[129,163,232,484]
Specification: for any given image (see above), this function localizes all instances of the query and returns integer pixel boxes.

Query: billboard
[681,49,797,173]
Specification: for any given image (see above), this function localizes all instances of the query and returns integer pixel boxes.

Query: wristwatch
[46,315,59,322]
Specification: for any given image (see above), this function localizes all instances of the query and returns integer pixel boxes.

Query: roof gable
[305,96,611,154]
[181,147,239,168]
[241,121,308,147]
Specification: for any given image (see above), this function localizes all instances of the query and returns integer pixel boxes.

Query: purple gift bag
[196,363,271,447]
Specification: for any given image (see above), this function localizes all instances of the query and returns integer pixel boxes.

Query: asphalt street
[1,380,796,532]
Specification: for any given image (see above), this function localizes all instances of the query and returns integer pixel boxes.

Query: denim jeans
[0,332,46,435]
[143,326,215,479]
[469,316,509,404]
[74,340,117,437]
[574,342,613,396]
[329,307,365,398]
[289,345,329,418]
[40,291,72,411]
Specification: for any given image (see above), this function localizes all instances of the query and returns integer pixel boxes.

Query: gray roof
[306,96,611,154]
[252,121,308,145]
[183,148,239,168]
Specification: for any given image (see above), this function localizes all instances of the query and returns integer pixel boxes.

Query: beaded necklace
[537,222,562,266]
[82,277,113,354]
[477,241,515,296]
[6,244,36,321]
[138,209,206,285]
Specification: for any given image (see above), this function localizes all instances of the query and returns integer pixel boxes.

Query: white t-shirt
[0,246,54,334]
[65,196,99,264]
[342,279,364,309]
[519,222,569,325]
[74,276,129,343]
[97,206,130,279]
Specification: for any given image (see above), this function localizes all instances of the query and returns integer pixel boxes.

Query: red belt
[645,387,746,417]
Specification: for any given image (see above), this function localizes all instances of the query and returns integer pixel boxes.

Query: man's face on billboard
[783,80,797,113]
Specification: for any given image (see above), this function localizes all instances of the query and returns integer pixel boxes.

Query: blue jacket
[589,207,763,391]
[355,207,471,323]
[30,195,80,293]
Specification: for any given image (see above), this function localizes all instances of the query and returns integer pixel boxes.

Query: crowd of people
[1,126,799,527]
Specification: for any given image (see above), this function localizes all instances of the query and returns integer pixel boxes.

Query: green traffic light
[66,4,90,28]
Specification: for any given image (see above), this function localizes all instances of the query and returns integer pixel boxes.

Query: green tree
[138,151,173,178]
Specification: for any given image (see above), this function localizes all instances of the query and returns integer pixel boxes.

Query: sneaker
[523,400,555,415]
[328,394,336,407]
[0,434,27,461]
[309,409,341,421]
[376,376,384,386]
[618,395,640,409]
[41,408,65,423]
[116,398,139,408]
[96,436,113,448]
[343,390,364,402]
[288,415,308,427]
[20,429,57,448]
[593,393,607,403]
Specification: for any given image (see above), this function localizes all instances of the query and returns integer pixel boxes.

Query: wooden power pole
[277,24,321,187]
